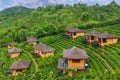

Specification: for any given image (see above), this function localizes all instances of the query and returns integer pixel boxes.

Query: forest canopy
[0,0,120,44]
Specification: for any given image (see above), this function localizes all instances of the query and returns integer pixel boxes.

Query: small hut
[58,46,89,76]
[8,47,22,58]
[33,44,55,57]
[8,59,31,76]
[26,36,38,45]
[86,30,100,43]
[0,62,4,67]
[97,32,118,47]
[65,28,84,39]
[7,41,16,49]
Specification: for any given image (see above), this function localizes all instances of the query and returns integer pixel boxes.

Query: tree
[18,29,26,41]
[81,12,90,22]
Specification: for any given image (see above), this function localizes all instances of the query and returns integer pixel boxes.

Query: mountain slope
[0,2,120,44]
[0,6,32,17]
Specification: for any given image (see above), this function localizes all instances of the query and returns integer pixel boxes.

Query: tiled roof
[98,32,118,38]
[26,36,38,43]
[65,27,84,33]
[8,47,22,54]
[34,44,55,53]
[86,30,100,36]
[9,59,31,70]
[63,46,89,59]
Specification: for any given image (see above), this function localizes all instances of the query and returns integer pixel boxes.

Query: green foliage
[0,1,120,43]
[0,6,32,17]
[81,12,90,22]
[0,1,120,79]
[0,25,120,79]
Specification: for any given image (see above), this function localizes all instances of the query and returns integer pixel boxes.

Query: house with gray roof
[33,43,55,57]
[8,59,31,76]
[58,46,89,76]
[97,32,118,47]
[8,47,22,58]
[26,36,38,45]
[65,27,84,39]
[86,30,100,43]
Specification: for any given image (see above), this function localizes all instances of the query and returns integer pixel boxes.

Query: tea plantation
[0,25,120,80]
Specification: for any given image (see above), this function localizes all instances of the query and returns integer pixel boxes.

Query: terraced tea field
[0,25,120,80]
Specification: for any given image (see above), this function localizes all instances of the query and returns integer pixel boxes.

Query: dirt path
[24,50,39,72]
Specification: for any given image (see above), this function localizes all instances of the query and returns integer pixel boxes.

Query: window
[87,36,90,39]
[16,69,22,72]
[67,32,70,34]
[103,39,107,43]
[72,59,80,63]
[73,33,76,36]
[91,36,94,40]
[62,59,68,66]
[98,39,101,43]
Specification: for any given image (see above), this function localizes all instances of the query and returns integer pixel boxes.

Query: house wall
[10,53,20,58]
[99,38,118,47]
[12,70,18,76]
[76,32,84,36]
[12,69,26,76]
[72,32,84,39]
[42,52,54,57]
[67,59,86,76]
[68,59,85,67]
[35,49,54,57]
[94,36,98,42]
[65,31,71,36]
[8,45,13,49]
[86,36,98,43]
[86,36,93,42]
[28,42,37,45]
[65,31,84,39]
[35,49,39,53]
[111,38,118,43]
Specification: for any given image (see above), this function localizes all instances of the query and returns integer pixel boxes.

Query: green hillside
[0,1,120,44]
[0,0,120,79]
[0,6,32,17]
[0,25,120,79]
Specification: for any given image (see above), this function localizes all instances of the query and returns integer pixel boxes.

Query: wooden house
[58,46,89,76]
[8,59,31,76]
[97,32,118,47]
[33,44,55,57]
[0,62,4,67]
[86,30,100,43]
[26,36,38,45]
[65,28,84,39]
[7,41,16,49]
[8,47,22,58]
